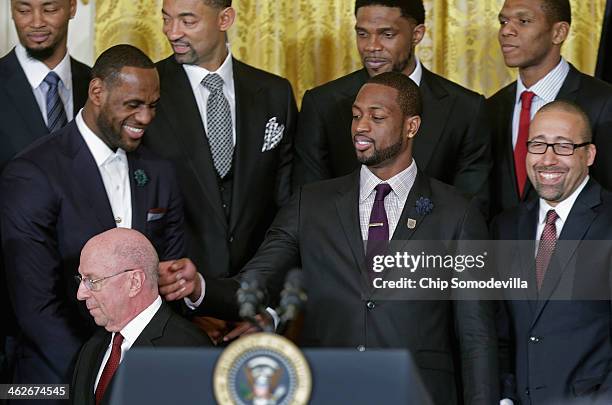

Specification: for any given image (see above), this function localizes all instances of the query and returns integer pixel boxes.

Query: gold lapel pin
[407,218,416,229]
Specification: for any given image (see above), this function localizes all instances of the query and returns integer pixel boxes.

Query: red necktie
[95,332,124,404]
[514,91,536,197]
[535,210,558,290]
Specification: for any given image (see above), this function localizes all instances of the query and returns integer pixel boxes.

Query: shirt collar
[360,160,417,203]
[14,43,72,91]
[538,175,589,227]
[183,46,234,95]
[409,57,423,86]
[118,296,163,348]
[516,57,569,105]
[75,109,126,167]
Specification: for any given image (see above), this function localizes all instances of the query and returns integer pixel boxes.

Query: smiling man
[488,0,612,217]
[492,100,612,404]
[1,45,188,393]
[293,0,492,215]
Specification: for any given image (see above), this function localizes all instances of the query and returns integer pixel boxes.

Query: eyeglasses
[75,268,137,292]
[526,141,591,156]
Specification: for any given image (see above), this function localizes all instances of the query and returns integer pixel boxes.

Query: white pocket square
[147,208,167,222]
[262,117,285,152]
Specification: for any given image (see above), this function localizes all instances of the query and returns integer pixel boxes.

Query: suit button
[529,336,540,343]
[366,300,376,309]
[357,345,365,352]
[525,388,530,396]
[220,186,225,192]
[228,235,234,243]
[222,203,228,209]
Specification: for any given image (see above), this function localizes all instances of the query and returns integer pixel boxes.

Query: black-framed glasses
[75,268,138,292]
[526,141,591,156]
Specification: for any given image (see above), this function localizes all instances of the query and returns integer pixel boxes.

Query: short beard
[357,137,403,167]
[95,106,123,152]
[26,46,56,62]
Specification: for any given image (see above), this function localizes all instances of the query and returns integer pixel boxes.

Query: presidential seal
[213,333,312,405]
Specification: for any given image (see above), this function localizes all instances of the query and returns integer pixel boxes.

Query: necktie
[514,90,535,197]
[43,71,68,133]
[366,184,393,280]
[202,73,234,178]
[535,209,558,290]
[95,332,124,404]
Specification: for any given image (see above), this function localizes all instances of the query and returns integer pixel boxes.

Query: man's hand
[158,258,202,301]
[192,316,231,345]
[222,313,274,342]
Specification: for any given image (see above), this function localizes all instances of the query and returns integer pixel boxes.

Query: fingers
[223,321,260,342]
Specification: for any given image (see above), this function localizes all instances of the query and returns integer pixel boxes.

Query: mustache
[534,165,568,172]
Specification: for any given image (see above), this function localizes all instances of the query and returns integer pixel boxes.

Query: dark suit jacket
[492,179,612,404]
[202,169,498,405]
[488,64,612,217]
[0,121,185,389]
[71,302,212,405]
[144,56,297,278]
[293,68,492,203]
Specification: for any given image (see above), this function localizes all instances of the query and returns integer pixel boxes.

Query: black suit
[488,64,612,217]
[1,121,185,391]
[145,56,297,278]
[293,68,492,202]
[202,169,498,405]
[492,179,612,404]
[71,302,212,405]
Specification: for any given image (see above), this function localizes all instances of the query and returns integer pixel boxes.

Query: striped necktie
[44,71,68,133]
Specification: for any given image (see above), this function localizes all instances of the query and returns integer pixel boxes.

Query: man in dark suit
[196,72,498,405]
[72,228,211,405]
[0,0,90,381]
[293,0,491,207]
[488,0,612,217]
[146,0,296,341]
[493,101,612,404]
[1,45,192,396]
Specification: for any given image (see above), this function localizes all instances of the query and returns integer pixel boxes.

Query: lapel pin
[407,218,416,229]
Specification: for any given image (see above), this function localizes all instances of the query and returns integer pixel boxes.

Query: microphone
[236,274,266,322]
[277,269,307,331]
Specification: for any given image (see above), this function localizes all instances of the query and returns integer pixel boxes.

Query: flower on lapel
[415,197,434,215]
[134,169,148,187]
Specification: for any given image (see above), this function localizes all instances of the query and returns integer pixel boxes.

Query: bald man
[72,229,211,405]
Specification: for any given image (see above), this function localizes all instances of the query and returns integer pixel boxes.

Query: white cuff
[500,399,514,405]
[183,273,206,309]
[266,307,280,331]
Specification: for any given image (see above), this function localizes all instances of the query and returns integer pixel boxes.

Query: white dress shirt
[359,161,418,241]
[76,110,132,228]
[183,48,237,144]
[94,296,162,391]
[409,57,423,86]
[512,58,570,148]
[14,43,74,124]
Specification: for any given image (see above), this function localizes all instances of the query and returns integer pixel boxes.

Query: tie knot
[374,183,392,201]
[520,90,535,109]
[44,71,61,87]
[112,332,124,347]
[545,209,558,225]
[202,73,224,92]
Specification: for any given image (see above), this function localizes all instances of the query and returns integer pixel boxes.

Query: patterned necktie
[366,184,393,280]
[535,209,558,290]
[202,73,234,178]
[514,90,535,197]
[43,71,68,133]
[95,332,124,404]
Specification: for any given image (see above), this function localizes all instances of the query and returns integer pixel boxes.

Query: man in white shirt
[71,228,211,405]
[1,44,193,394]
[493,100,612,404]
[488,0,612,217]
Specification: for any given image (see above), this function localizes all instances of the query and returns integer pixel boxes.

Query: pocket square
[262,117,285,152]
[147,208,167,222]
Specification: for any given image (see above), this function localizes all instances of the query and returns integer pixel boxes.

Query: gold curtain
[94,0,606,101]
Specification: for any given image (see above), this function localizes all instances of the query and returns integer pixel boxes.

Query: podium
[110,347,433,404]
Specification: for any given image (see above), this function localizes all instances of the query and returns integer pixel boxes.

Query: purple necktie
[366,183,392,279]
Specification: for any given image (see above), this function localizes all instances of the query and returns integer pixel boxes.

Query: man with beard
[0,0,90,381]
[1,45,194,395]
[293,0,491,214]
[196,73,499,405]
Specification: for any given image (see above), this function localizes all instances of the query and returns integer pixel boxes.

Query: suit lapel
[517,200,539,308]
[229,60,265,232]
[499,83,522,202]
[158,59,226,225]
[391,170,430,243]
[414,68,452,170]
[556,64,581,101]
[87,332,112,404]
[70,57,90,113]
[132,303,169,347]
[127,151,147,232]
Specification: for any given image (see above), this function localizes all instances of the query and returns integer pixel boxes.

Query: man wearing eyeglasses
[71,228,210,405]
[492,100,612,404]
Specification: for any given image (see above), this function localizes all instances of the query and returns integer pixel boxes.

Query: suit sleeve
[1,158,84,380]
[158,162,186,261]
[274,79,298,207]
[453,199,500,404]
[453,95,492,217]
[292,89,332,187]
[197,189,302,319]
